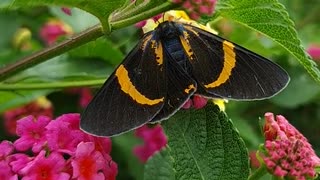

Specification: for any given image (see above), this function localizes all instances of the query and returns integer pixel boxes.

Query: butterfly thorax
[155,21,192,73]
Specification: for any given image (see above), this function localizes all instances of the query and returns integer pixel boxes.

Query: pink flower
[0,141,14,161]
[71,142,107,180]
[39,19,72,45]
[9,153,32,175]
[262,113,320,179]
[182,99,193,109]
[307,44,320,60]
[20,151,70,180]
[0,161,17,180]
[46,114,85,154]
[192,95,208,109]
[2,97,53,135]
[182,95,208,109]
[133,125,167,162]
[84,135,112,156]
[102,158,118,180]
[82,135,116,179]
[14,115,51,153]
[172,0,217,20]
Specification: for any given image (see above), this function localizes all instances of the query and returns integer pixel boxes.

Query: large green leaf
[145,103,249,180]
[216,0,320,83]
[144,149,175,180]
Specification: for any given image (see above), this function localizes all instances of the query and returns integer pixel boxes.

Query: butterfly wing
[180,23,289,100]
[81,33,166,136]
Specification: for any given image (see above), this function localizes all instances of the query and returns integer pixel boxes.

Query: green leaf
[8,55,112,83]
[217,0,320,83]
[270,68,320,108]
[69,38,124,66]
[144,149,175,180]
[3,0,127,30]
[146,103,249,180]
[0,90,52,113]
[112,132,144,180]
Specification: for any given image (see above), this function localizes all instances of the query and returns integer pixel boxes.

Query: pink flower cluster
[133,125,167,162]
[171,0,217,19]
[0,114,117,180]
[182,95,208,109]
[263,113,320,180]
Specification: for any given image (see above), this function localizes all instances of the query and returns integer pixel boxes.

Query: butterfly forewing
[81,33,167,136]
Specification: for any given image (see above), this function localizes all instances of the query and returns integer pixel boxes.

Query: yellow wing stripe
[116,65,164,105]
[205,40,236,88]
[152,40,163,66]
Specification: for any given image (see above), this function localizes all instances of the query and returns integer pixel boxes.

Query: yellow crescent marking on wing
[205,40,236,88]
[116,65,164,105]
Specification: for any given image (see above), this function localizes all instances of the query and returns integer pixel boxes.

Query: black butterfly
[81,21,289,136]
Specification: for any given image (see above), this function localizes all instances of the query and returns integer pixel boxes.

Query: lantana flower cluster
[171,0,217,19]
[0,114,117,180]
[262,113,320,179]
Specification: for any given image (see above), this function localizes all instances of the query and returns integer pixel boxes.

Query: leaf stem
[248,165,268,180]
[0,79,105,90]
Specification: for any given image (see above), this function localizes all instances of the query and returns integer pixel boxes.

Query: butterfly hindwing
[180,23,289,100]
[81,33,166,136]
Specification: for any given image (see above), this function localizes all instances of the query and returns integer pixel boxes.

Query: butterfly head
[155,21,183,39]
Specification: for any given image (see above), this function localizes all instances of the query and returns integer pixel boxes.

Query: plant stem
[0,79,105,90]
[248,165,268,180]
[0,24,103,82]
